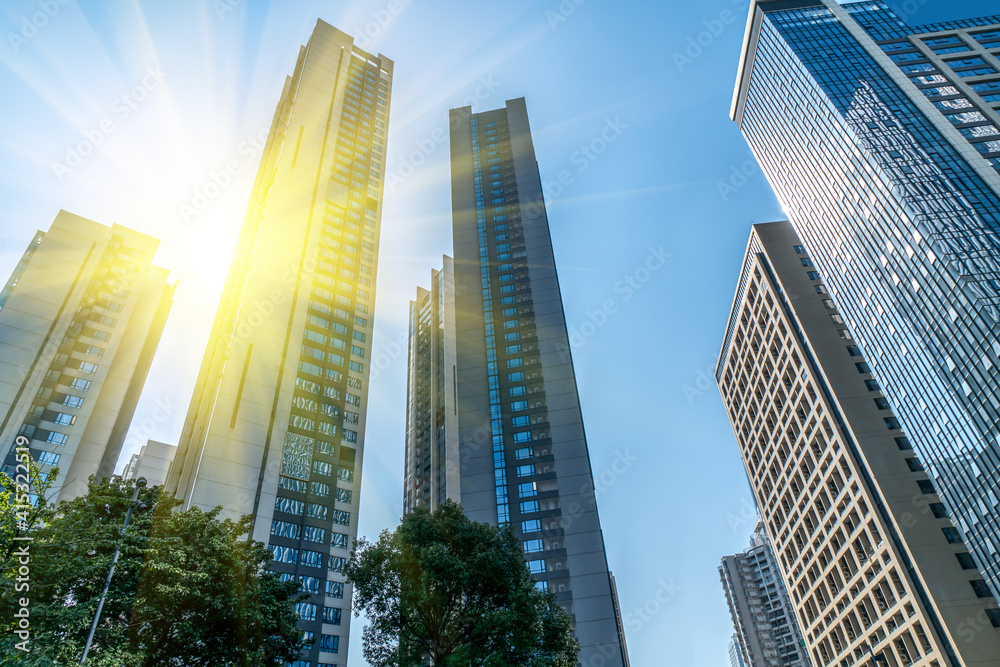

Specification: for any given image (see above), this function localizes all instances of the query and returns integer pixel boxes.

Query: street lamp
[80,477,148,664]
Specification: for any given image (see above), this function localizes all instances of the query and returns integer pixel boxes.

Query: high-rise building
[164,20,392,665]
[717,221,1000,667]
[403,98,629,666]
[732,0,1000,599]
[122,439,176,488]
[0,210,173,501]
[719,521,809,667]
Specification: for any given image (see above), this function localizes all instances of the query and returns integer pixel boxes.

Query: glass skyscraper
[733,0,1000,598]
[404,98,629,666]
[165,20,391,666]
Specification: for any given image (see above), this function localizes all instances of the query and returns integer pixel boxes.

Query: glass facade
[734,0,1000,597]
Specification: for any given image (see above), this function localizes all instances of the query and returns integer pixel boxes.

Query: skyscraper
[719,521,809,667]
[0,210,173,502]
[717,221,1000,667]
[164,20,392,665]
[404,98,629,666]
[732,0,1000,598]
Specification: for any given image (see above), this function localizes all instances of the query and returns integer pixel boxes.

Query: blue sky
[1,0,997,664]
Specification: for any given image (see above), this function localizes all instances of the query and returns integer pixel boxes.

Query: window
[46,432,69,446]
[319,634,339,653]
[527,559,546,574]
[523,539,544,554]
[507,358,522,368]
[986,609,1000,628]
[303,526,326,543]
[520,500,540,513]
[326,581,345,599]
[37,451,60,466]
[895,437,912,450]
[78,362,99,374]
[333,509,350,526]
[793,245,806,254]
[508,372,524,382]
[942,527,963,544]
[929,503,949,519]
[307,503,329,520]
[299,575,320,594]
[504,332,520,341]
[505,344,521,354]
[831,314,844,324]
[512,416,529,427]
[884,417,901,430]
[270,545,299,564]
[271,520,302,539]
[874,398,891,410]
[279,476,307,493]
[846,345,862,356]
[513,432,532,443]
[518,482,537,497]
[338,467,355,482]
[70,378,91,391]
[53,413,76,426]
[332,532,349,549]
[522,519,541,533]
[956,552,978,570]
[329,555,347,573]
[313,461,333,476]
[971,580,992,598]
[865,379,880,391]
[322,607,342,625]
[517,465,535,477]
[807,271,821,280]
[62,395,84,408]
[800,258,814,267]
[917,479,936,494]
[509,385,525,396]
[275,497,305,516]
[515,447,532,460]
[295,602,317,622]
[335,488,352,504]
[856,362,872,373]
[301,550,324,568]
[311,481,330,497]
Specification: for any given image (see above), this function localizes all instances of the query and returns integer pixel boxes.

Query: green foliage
[0,474,304,666]
[345,500,579,667]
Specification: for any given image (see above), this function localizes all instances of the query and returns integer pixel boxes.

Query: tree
[345,500,579,666]
[0,475,305,665]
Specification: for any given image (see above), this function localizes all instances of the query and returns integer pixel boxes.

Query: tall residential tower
[733,0,1000,598]
[404,98,629,666]
[717,221,1000,667]
[0,210,173,501]
[165,20,391,666]
[719,521,809,667]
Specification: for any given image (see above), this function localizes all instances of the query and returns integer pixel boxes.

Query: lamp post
[80,477,148,664]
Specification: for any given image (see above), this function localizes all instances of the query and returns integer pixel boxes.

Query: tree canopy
[0,473,305,666]
[345,500,579,666]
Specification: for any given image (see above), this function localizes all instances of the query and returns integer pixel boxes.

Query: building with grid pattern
[403,98,629,666]
[720,521,809,667]
[717,221,1000,667]
[164,20,391,666]
[732,0,1000,601]
[0,210,173,502]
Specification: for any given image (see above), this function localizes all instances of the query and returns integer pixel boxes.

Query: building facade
[732,0,1000,600]
[403,98,629,666]
[122,439,176,488]
[164,20,391,666]
[717,221,1000,667]
[0,210,173,501]
[720,521,809,667]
